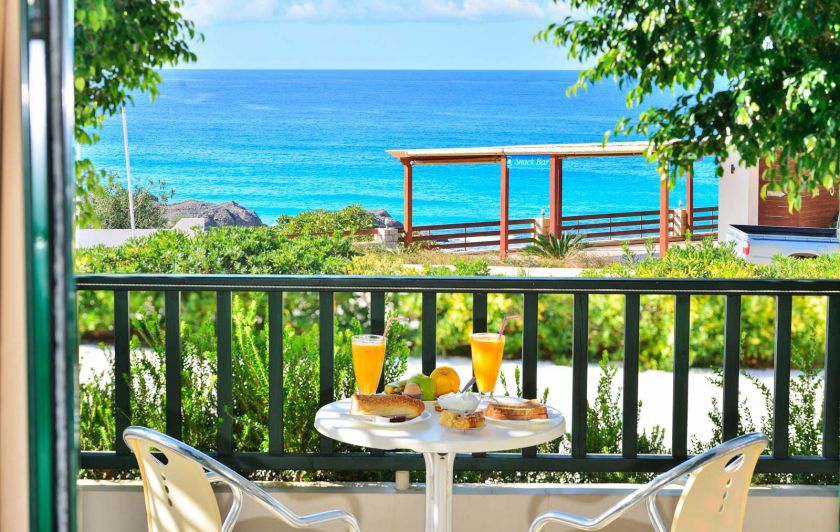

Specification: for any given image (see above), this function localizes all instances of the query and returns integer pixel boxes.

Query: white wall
[75,218,205,248]
[79,481,838,532]
[718,152,760,238]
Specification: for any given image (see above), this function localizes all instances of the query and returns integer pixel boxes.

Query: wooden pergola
[387,141,695,257]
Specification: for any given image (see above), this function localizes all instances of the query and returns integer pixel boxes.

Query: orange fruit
[430,366,460,397]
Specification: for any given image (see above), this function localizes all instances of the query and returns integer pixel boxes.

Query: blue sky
[181,0,580,69]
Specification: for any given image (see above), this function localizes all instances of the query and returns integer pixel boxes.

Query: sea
[83,70,718,226]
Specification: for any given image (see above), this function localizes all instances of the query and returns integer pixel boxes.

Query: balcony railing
[76,274,839,475]
[399,207,719,251]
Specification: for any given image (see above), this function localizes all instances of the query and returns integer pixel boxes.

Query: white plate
[483,404,564,428]
[349,410,432,427]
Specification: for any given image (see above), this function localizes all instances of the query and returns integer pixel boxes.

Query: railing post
[268,291,284,455]
[823,295,839,458]
[319,291,335,454]
[672,294,690,457]
[371,291,386,392]
[773,294,792,459]
[216,291,233,456]
[522,293,539,457]
[422,292,437,375]
[113,290,131,455]
[722,295,741,441]
[622,294,640,457]
[571,294,589,458]
[165,291,182,440]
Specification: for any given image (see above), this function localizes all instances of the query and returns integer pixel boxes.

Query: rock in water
[366,208,404,230]
[165,200,263,227]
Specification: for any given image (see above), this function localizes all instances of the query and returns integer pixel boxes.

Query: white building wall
[718,152,760,238]
[75,218,205,248]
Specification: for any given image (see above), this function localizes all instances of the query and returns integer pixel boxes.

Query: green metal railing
[76,274,840,475]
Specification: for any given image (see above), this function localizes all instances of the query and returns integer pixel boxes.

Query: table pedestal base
[423,452,456,532]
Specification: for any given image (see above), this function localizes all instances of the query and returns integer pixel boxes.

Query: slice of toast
[485,399,548,421]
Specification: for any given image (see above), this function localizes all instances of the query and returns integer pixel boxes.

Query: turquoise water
[84,70,717,225]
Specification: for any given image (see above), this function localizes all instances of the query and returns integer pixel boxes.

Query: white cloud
[182,0,570,26]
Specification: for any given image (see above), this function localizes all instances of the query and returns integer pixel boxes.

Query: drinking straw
[498,315,521,338]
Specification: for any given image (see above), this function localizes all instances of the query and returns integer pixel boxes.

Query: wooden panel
[759,159,838,227]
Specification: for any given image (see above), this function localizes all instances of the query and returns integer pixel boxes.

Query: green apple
[407,374,436,401]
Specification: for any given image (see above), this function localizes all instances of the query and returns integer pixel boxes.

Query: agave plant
[523,232,590,259]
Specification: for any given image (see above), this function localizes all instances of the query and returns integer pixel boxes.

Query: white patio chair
[529,432,768,532]
[124,426,361,532]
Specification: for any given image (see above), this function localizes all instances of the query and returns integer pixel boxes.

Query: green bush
[276,204,376,236]
[88,178,172,229]
[523,232,590,259]
[77,226,355,275]
[691,332,837,486]
[80,294,410,481]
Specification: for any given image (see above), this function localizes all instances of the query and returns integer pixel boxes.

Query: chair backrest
[125,428,222,532]
[671,436,766,532]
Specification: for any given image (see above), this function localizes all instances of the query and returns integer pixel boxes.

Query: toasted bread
[350,394,424,419]
[485,400,548,421]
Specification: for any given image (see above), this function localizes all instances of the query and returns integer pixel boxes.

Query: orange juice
[470,333,504,394]
[352,335,385,395]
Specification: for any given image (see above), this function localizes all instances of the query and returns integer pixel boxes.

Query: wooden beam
[549,156,563,236]
[403,160,413,246]
[659,171,670,257]
[686,164,694,233]
[500,155,509,257]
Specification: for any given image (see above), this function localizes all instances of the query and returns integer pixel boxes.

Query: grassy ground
[357,243,613,270]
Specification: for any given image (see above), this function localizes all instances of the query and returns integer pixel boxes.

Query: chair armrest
[262,505,361,532]
[529,480,678,532]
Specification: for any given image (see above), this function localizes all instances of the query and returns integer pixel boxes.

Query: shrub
[422,259,491,277]
[88,178,172,229]
[691,332,837,486]
[523,232,590,259]
[80,294,410,481]
[76,227,355,275]
[276,205,376,236]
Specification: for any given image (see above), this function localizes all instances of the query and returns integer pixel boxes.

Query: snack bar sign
[507,155,550,170]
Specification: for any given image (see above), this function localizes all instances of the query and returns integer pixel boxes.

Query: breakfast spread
[350,393,425,420]
[485,399,548,421]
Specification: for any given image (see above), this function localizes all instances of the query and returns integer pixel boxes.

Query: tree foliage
[89,178,172,229]
[74,0,201,225]
[539,0,840,208]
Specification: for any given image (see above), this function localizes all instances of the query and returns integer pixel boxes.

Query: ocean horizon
[84,69,718,226]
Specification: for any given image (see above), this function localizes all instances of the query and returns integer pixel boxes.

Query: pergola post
[500,155,509,257]
[686,164,694,234]
[402,159,413,246]
[659,169,669,257]
[549,156,563,236]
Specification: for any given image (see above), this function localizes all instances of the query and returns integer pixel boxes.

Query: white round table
[315,399,566,532]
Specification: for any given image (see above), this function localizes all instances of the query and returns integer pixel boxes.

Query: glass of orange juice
[469,332,504,396]
[351,334,385,395]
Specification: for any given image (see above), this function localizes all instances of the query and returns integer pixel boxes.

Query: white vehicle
[726,224,838,265]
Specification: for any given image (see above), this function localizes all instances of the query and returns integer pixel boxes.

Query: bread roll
[350,394,424,419]
[439,410,485,430]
